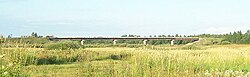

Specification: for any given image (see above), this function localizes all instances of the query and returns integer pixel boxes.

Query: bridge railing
[49,37,199,45]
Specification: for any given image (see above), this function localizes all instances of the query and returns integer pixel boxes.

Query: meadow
[1,38,250,77]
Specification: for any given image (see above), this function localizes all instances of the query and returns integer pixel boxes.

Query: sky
[1,0,250,37]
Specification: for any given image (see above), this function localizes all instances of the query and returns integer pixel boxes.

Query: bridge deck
[49,37,199,41]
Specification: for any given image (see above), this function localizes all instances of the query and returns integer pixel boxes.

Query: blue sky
[1,0,250,37]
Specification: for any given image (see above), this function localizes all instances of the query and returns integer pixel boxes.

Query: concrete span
[49,37,199,45]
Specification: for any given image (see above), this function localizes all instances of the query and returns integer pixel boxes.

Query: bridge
[49,37,199,45]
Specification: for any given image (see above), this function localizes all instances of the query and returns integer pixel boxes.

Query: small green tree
[34,33,38,37]
[121,34,128,37]
[31,32,38,37]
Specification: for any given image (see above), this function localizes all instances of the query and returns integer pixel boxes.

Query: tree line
[194,30,250,44]
[223,30,250,44]
[3,30,250,45]
[121,34,195,38]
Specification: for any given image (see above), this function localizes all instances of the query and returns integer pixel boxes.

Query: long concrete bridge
[49,37,199,45]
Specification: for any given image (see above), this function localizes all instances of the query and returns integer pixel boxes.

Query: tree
[246,30,250,34]
[34,33,38,37]
[0,35,3,38]
[31,32,38,37]
[0,35,3,43]
[161,35,166,37]
[128,34,134,37]
[175,34,179,37]
[121,35,127,37]
[31,32,35,37]
[223,30,250,44]
[7,34,12,38]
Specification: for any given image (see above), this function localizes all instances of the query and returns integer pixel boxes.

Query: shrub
[35,53,79,65]
[93,53,132,61]
[45,40,82,50]
[36,56,66,65]
[220,41,231,45]
[110,53,132,60]
[0,54,28,77]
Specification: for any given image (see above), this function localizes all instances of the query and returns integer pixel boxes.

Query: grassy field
[1,44,250,77]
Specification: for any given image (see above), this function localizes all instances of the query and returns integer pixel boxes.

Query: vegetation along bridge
[49,37,199,45]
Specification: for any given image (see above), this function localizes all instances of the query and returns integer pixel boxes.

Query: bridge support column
[113,40,117,45]
[143,40,148,45]
[81,40,85,45]
[171,40,175,45]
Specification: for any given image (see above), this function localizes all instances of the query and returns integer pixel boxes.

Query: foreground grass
[2,45,250,77]
[24,64,81,77]
[80,46,250,77]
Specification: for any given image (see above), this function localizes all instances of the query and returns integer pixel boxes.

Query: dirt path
[186,38,201,45]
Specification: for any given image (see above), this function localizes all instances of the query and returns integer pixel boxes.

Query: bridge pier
[81,40,85,45]
[113,40,117,45]
[143,40,148,45]
[171,40,175,45]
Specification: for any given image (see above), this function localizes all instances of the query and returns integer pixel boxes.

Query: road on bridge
[49,37,199,45]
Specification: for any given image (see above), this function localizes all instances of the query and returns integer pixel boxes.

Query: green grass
[23,64,81,77]
[196,38,224,45]
[2,44,250,77]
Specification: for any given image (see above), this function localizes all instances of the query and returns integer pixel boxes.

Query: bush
[45,40,82,50]
[93,53,132,61]
[110,53,132,60]
[36,56,67,65]
[220,41,231,45]
[0,54,28,77]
